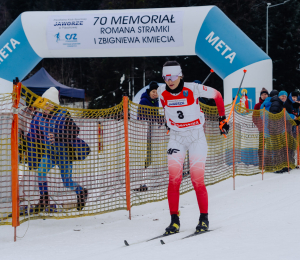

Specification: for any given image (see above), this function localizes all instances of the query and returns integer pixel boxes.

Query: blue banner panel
[195,7,270,79]
[0,15,41,82]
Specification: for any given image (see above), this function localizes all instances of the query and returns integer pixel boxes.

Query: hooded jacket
[138,90,163,122]
[284,93,296,118]
[139,90,159,107]
[269,96,284,114]
[260,97,272,111]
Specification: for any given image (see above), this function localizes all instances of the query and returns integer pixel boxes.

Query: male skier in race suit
[157,61,229,234]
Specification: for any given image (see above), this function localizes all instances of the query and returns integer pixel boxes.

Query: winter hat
[270,89,278,97]
[42,87,60,105]
[260,88,269,96]
[291,91,298,97]
[147,81,159,95]
[149,81,159,91]
[278,90,288,97]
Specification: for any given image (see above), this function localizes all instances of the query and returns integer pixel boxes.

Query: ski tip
[160,240,165,245]
[124,240,129,246]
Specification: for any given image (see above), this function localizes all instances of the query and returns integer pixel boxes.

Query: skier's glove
[219,116,229,135]
[165,122,170,131]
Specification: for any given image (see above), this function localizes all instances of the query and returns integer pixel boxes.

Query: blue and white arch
[0,6,271,104]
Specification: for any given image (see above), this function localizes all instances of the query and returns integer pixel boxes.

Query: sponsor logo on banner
[167,98,187,107]
[47,11,184,50]
[169,118,201,128]
[203,86,207,91]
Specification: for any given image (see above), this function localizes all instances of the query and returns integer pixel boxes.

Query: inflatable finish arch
[0,6,272,104]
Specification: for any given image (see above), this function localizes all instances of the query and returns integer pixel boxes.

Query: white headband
[162,66,182,77]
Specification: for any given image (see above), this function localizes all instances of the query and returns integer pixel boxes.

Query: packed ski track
[1,171,300,260]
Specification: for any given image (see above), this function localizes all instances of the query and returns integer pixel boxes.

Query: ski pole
[202,69,214,85]
[219,69,247,138]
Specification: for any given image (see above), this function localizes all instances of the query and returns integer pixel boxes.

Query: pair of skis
[124,229,213,246]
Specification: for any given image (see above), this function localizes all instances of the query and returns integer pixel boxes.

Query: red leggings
[167,128,208,215]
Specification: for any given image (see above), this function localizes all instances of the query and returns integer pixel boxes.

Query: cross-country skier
[157,61,229,234]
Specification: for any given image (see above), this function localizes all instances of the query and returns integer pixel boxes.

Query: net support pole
[11,82,21,241]
[297,126,299,166]
[233,105,235,190]
[262,108,265,180]
[123,96,131,219]
[284,108,289,173]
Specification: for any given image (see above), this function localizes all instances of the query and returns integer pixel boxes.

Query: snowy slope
[1,171,300,260]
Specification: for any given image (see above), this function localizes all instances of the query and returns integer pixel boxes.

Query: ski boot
[77,188,88,211]
[34,192,49,213]
[195,213,209,233]
[164,213,180,235]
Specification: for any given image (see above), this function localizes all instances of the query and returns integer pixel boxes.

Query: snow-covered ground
[1,170,300,260]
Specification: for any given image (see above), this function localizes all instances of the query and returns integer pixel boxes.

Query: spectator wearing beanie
[269,90,287,114]
[138,81,163,170]
[284,91,299,119]
[260,90,279,171]
[139,81,159,107]
[253,88,269,131]
[253,88,269,170]
[269,90,296,173]
[138,81,163,122]
[254,88,269,110]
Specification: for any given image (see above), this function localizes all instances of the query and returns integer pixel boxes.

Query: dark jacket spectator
[253,88,269,131]
[290,91,300,112]
[284,92,298,118]
[138,81,161,170]
[139,90,158,107]
[261,90,278,111]
[139,81,159,107]
[269,91,287,114]
[138,81,162,123]
[254,88,269,110]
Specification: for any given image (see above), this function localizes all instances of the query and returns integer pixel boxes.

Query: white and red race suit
[157,82,225,215]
